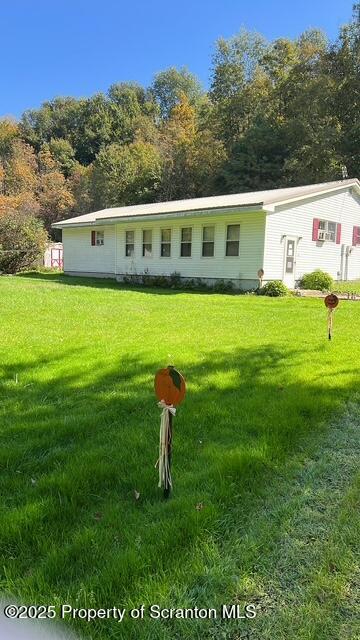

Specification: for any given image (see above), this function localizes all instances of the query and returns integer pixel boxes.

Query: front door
[283,237,297,288]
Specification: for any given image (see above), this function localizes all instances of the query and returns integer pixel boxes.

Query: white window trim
[225,223,240,258]
[125,230,135,258]
[95,231,104,246]
[160,228,172,258]
[317,219,337,243]
[180,226,193,258]
[142,229,153,258]
[201,224,215,258]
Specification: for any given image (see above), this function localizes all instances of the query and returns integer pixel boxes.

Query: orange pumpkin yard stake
[324,294,339,340]
[154,366,186,498]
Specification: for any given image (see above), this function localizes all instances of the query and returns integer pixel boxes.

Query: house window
[125,231,134,257]
[313,218,341,243]
[202,226,215,257]
[180,227,192,257]
[142,230,152,257]
[160,229,171,257]
[91,230,104,246]
[226,224,240,256]
[318,220,337,242]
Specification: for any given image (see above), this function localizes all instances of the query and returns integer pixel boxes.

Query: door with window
[283,236,297,288]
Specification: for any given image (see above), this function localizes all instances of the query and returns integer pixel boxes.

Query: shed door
[51,247,63,269]
[283,237,297,288]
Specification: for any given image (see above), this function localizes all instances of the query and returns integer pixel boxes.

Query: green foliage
[169,271,182,287]
[299,269,334,291]
[260,280,289,296]
[48,138,76,176]
[3,6,360,222]
[168,366,182,391]
[122,271,237,294]
[150,67,204,118]
[92,141,162,209]
[0,209,48,273]
[213,278,235,293]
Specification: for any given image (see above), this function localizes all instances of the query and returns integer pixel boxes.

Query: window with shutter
[313,219,338,243]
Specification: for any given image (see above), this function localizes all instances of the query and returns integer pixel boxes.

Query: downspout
[114,223,117,276]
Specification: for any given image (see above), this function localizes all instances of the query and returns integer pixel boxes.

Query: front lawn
[333,280,360,295]
[0,274,359,640]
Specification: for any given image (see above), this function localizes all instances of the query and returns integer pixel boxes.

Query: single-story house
[53,179,360,289]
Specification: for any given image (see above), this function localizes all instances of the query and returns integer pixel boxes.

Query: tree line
[0,4,359,249]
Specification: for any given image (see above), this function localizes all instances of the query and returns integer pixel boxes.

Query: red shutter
[312,218,320,241]
[353,226,359,246]
[336,223,341,244]
[91,230,96,246]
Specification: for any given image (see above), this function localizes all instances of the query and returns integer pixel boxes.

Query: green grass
[0,273,359,640]
[333,280,360,295]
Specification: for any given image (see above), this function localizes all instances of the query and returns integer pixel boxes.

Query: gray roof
[53,178,360,228]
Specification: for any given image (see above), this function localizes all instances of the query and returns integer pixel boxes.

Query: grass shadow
[16,271,245,296]
[1,341,359,640]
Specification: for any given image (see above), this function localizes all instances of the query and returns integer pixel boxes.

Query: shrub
[0,210,48,274]
[299,269,333,291]
[169,271,182,288]
[260,280,288,297]
[213,279,235,293]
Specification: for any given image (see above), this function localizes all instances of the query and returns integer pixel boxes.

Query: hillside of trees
[0,5,359,240]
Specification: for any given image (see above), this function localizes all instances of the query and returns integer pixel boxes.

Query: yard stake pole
[328,309,333,340]
[164,411,173,499]
[324,294,339,341]
[156,400,175,497]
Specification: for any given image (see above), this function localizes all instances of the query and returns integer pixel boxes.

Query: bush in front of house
[213,279,235,293]
[0,209,48,274]
[260,280,289,297]
[299,269,333,291]
[122,271,238,293]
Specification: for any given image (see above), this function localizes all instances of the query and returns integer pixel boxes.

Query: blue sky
[1,0,354,118]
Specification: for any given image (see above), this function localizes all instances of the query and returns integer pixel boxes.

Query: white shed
[43,243,63,269]
[53,179,360,289]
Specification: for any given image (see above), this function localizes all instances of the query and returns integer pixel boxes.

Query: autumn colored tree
[37,146,74,233]
[0,120,39,214]
[0,207,48,273]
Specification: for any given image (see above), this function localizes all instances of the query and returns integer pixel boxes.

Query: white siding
[263,189,360,282]
[63,225,115,274]
[115,211,265,283]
